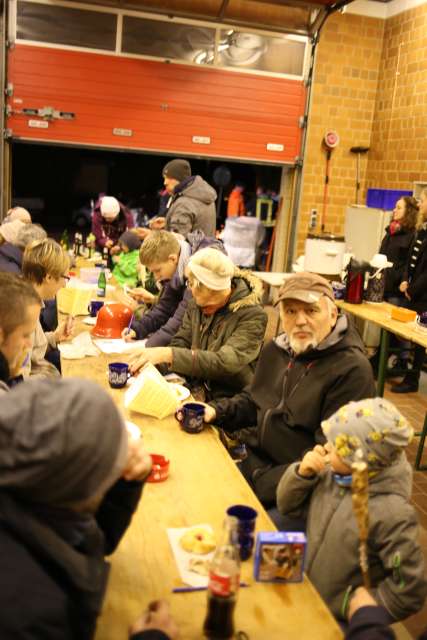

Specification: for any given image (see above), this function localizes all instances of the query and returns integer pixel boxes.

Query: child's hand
[348,587,378,620]
[299,445,328,478]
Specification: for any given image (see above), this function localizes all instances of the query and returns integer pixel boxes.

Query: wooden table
[61,298,342,639]
[336,300,427,396]
[336,300,427,470]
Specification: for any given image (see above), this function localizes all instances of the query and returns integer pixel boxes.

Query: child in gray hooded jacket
[276,397,427,622]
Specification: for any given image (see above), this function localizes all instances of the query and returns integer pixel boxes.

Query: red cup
[147,454,170,483]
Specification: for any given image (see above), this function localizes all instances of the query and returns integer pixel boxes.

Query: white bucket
[304,233,346,276]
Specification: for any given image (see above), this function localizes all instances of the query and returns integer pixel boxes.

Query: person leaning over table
[0,377,152,640]
[92,194,134,254]
[22,238,75,377]
[135,159,217,241]
[123,229,225,347]
[0,272,42,393]
[201,272,376,511]
[392,187,427,393]
[127,248,267,400]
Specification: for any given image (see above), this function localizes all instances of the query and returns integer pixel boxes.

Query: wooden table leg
[376,329,389,397]
[415,412,427,471]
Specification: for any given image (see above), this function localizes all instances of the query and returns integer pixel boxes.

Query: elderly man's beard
[289,332,319,355]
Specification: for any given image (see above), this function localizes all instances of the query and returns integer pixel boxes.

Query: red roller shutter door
[7,44,305,164]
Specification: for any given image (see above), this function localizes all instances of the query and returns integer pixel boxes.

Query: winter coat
[210,315,376,506]
[227,189,246,218]
[379,226,414,297]
[0,478,143,639]
[92,208,134,250]
[169,272,267,399]
[132,231,225,347]
[402,225,427,313]
[0,242,23,273]
[112,249,140,288]
[165,176,217,238]
[277,456,427,622]
[346,606,427,640]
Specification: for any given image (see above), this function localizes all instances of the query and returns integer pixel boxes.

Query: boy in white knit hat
[277,397,427,623]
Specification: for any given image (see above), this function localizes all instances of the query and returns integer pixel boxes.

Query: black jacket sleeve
[130,632,170,640]
[95,478,144,555]
[210,388,258,432]
[346,606,396,640]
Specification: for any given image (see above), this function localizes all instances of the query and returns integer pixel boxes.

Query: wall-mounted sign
[192,136,211,145]
[113,128,133,137]
[28,119,49,128]
[266,143,284,152]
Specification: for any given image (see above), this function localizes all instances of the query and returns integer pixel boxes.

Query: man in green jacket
[128,248,267,400]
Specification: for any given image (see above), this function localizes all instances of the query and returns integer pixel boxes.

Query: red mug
[147,454,170,483]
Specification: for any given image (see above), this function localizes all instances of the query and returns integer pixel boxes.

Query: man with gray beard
[203,272,375,508]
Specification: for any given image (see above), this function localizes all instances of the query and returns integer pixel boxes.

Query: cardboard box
[254,532,307,583]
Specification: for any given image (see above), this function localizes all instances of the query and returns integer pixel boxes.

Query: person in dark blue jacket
[123,229,225,347]
[0,222,46,274]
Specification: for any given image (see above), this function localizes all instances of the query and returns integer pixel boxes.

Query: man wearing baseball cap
[203,271,375,512]
[148,158,217,238]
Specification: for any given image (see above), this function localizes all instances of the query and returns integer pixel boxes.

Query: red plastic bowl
[147,454,170,483]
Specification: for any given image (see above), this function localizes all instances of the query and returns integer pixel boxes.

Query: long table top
[61,280,342,639]
[336,299,427,349]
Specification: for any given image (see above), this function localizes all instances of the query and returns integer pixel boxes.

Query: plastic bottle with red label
[203,516,240,639]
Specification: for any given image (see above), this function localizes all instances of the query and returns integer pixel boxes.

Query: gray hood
[0,378,128,505]
[368,453,412,501]
[182,175,217,205]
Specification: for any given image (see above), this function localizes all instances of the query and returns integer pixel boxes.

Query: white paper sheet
[167,526,215,587]
[93,338,146,354]
[58,331,100,359]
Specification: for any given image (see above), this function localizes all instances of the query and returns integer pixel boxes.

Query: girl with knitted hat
[277,397,427,623]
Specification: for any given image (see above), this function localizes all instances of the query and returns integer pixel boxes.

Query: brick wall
[295,12,384,257]
[366,3,427,191]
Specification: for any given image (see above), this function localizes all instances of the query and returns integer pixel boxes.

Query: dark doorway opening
[11,142,283,234]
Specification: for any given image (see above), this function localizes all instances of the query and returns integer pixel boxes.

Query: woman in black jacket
[392,189,427,393]
[0,377,151,640]
[376,196,418,376]
[379,196,418,302]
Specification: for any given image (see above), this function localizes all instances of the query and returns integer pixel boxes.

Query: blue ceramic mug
[175,402,205,433]
[226,504,258,561]
[108,362,131,389]
[88,300,104,317]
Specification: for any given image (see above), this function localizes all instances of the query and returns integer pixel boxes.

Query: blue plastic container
[367,188,412,209]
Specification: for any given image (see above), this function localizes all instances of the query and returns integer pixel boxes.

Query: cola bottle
[203,517,240,639]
